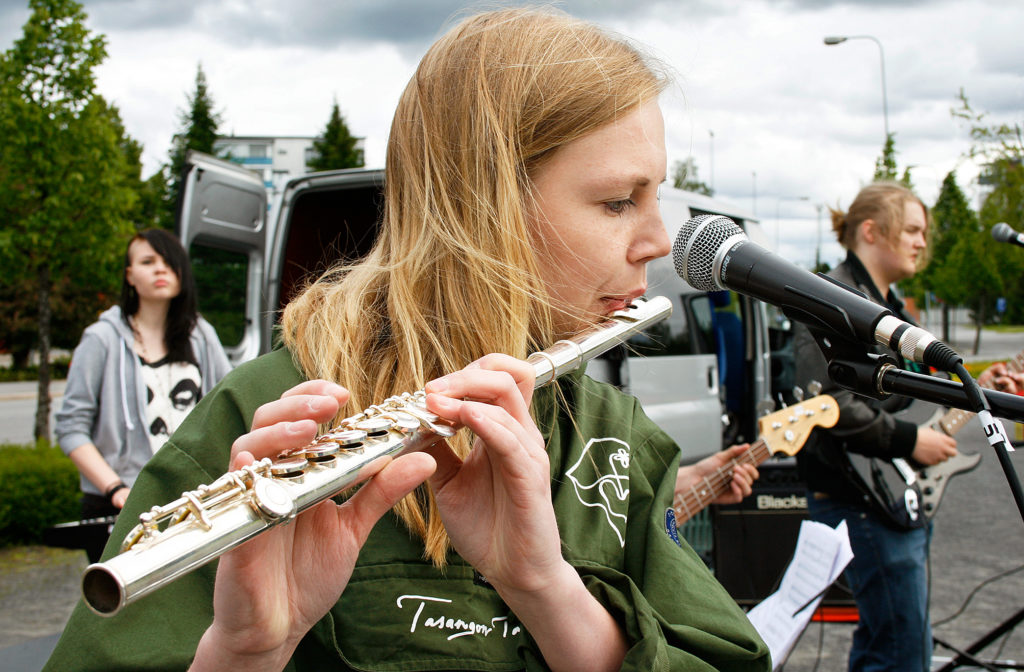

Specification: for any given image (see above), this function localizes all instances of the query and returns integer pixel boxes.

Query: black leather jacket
[793,252,920,503]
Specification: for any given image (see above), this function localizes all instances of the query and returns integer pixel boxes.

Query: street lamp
[708,129,715,193]
[815,203,824,270]
[824,34,890,143]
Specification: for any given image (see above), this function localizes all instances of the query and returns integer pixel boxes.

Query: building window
[249,144,268,158]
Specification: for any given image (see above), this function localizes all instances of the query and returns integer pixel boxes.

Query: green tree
[163,63,221,228]
[932,228,1003,354]
[978,159,1024,324]
[307,100,364,171]
[0,0,139,439]
[952,89,1024,325]
[919,172,978,341]
[872,133,915,188]
[670,158,713,196]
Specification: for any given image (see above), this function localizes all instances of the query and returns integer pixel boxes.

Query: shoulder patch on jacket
[664,508,682,547]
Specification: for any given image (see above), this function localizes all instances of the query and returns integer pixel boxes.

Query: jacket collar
[843,251,909,319]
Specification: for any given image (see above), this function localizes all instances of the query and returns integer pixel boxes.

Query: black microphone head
[671,214,746,291]
[992,222,1016,243]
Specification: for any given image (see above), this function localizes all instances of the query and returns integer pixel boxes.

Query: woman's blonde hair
[831,181,930,256]
[281,7,667,563]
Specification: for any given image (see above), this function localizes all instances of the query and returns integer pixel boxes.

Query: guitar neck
[936,349,1024,436]
[673,440,770,525]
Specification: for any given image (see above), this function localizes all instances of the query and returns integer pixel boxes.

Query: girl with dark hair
[56,228,232,562]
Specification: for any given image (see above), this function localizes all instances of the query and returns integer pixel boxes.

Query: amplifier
[712,459,854,607]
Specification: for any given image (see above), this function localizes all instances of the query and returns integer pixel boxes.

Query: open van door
[177,150,267,366]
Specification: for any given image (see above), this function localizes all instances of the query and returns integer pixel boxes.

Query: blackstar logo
[756,494,807,510]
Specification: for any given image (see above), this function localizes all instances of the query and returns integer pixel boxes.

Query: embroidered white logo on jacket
[396,594,522,641]
[565,437,631,547]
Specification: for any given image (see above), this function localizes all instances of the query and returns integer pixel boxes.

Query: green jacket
[45,347,769,671]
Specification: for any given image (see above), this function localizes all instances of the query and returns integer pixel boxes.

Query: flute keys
[270,457,308,478]
[353,417,393,436]
[252,478,296,521]
[320,429,368,447]
[387,412,421,432]
[304,441,340,461]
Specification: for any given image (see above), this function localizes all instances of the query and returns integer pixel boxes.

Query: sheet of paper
[744,519,854,670]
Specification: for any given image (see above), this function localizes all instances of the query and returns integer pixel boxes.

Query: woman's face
[125,238,181,304]
[529,99,670,336]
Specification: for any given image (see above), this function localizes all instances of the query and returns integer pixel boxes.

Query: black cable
[810,616,825,672]
[932,562,1024,628]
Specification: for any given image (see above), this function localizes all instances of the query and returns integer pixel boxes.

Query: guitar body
[917,451,982,518]
[844,399,986,530]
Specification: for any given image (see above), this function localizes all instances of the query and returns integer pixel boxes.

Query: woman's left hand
[422,354,562,594]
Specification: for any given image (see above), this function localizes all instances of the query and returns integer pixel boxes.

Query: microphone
[672,214,962,371]
[992,222,1024,249]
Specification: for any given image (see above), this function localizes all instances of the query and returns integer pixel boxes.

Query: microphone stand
[807,329,1024,525]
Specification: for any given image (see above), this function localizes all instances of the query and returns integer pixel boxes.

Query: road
[0,381,63,445]
[780,413,1024,671]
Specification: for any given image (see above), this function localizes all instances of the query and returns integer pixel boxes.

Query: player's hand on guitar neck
[911,427,958,466]
[978,361,1024,395]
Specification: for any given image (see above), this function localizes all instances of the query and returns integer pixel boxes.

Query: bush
[0,357,70,382]
[0,441,80,546]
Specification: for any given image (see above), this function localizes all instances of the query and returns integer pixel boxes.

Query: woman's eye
[605,199,636,215]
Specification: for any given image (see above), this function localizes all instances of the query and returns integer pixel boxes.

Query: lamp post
[708,129,715,193]
[815,203,824,270]
[824,34,890,143]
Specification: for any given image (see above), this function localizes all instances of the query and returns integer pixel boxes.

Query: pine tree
[670,158,713,196]
[163,63,221,228]
[308,100,364,171]
[921,172,979,340]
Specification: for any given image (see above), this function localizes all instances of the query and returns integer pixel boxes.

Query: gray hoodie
[55,306,233,495]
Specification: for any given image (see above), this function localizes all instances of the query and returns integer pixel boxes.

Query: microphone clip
[808,327,897,401]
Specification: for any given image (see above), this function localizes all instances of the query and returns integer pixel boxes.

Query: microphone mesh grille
[671,214,744,291]
[992,222,1014,243]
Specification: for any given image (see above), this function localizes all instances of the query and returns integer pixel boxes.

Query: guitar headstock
[756,395,839,457]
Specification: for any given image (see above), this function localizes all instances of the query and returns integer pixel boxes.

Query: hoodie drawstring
[119,340,135,431]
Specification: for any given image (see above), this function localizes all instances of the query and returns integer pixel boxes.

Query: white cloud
[2,0,1021,269]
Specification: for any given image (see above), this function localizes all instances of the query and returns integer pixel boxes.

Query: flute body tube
[82,296,672,616]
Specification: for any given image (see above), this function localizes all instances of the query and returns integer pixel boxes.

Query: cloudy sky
[2,0,1022,268]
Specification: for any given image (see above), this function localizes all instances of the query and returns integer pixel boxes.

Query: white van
[179,151,783,465]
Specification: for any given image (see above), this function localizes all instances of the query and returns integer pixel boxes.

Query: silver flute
[82,296,671,617]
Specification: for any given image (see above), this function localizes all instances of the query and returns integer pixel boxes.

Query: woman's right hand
[911,426,958,466]
[189,380,436,672]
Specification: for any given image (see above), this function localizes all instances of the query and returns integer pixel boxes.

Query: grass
[0,545,83,574]
[987,324,1024,334]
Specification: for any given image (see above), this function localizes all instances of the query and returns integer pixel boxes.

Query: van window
[189,243,248,348]
[627,293,715,357]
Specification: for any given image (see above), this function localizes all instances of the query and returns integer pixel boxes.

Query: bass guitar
[674,395,839,525]
[843,348,1023,529]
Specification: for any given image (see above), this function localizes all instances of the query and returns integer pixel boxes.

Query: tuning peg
[791,385,804,402]
[807,380,823,396]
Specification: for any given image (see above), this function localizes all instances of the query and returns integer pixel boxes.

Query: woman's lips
[602,292,644,313]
